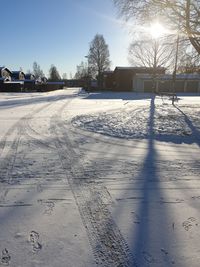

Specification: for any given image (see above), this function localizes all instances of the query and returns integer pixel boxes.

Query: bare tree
[129,36,174,70]
[62,73,68,80]
[26,69,31,74]
[74,61,88,80]
[87,34,111,87]
[69,72,73,79]
[178,46,200,73]
[129,35,176,92]
[113,0,200,55]
[49,65,61,81]
[33,62,44,79]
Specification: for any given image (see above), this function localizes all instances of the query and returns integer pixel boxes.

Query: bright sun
[150,22,165,38]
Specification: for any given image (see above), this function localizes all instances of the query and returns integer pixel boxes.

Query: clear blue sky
[2,0,132,77]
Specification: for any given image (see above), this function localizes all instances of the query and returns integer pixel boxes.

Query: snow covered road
[0,89,200,266]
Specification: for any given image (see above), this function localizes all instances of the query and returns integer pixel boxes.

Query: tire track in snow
[0,101,57,185]
[50,100,136,267]
[0,102,51,156]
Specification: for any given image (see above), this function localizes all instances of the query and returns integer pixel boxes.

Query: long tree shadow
[78,96,177,266]
[108,96,178,266]
[174,105,200,147]
[1,91,199,266]
[65,93,200,266]
[68,95,191,266]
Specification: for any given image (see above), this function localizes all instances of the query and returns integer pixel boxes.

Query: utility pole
[85,55,90,91]
[172,21,180,104]
[153,39,159,93]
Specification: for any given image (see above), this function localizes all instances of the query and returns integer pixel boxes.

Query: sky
[1,0,133,78]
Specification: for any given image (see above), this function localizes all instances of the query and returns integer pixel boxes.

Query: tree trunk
[185,0,200,55]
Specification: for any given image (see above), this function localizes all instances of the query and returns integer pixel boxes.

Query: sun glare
[150,22,165,39]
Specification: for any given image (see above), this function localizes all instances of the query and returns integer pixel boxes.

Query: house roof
[103,71,113,74]
[12,71,25,75]
[114,66,166,71]
[25,73,35,80]
[0,67,12,75]
[11,71,25,80]
[103,71,114,77]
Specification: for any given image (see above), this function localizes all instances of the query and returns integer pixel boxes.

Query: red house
[103,71,114,90]
[112,67,166,91]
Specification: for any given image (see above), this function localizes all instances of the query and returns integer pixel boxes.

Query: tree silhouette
[32,62,44,79]
[87,34,111,87]
[49,65,61,81]
[114,0,200,55]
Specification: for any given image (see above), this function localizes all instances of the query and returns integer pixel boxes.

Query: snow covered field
[0,88,200,266]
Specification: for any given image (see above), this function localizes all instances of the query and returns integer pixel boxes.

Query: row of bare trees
[33,34,111,86]
[75,1,200,88]
[32,62,61,81]
[29,2,200,87]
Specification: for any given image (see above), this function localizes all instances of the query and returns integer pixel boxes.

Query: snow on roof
[12,71,25,75]
[0,67,12,75]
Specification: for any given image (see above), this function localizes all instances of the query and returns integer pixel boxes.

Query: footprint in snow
[161,248,175,265]
[1,248,11,266]
[142,251,155,263]
[29,231,42,252]
[44,201,55,215]
[131,212,140,224]
[36,184,43,193]
[182,217,198,231]
[191,196,200,200]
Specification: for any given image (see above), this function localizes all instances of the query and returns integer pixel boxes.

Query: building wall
[112,68,166,92]
[114,70,134,91]
[144,81,154,92]
[134,74,200,93]
[19,72,25,80]
[103,72,113,90]
[186,81,199,93]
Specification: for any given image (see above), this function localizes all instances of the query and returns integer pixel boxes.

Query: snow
[0,88,200,266]
[72,104,200,139]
